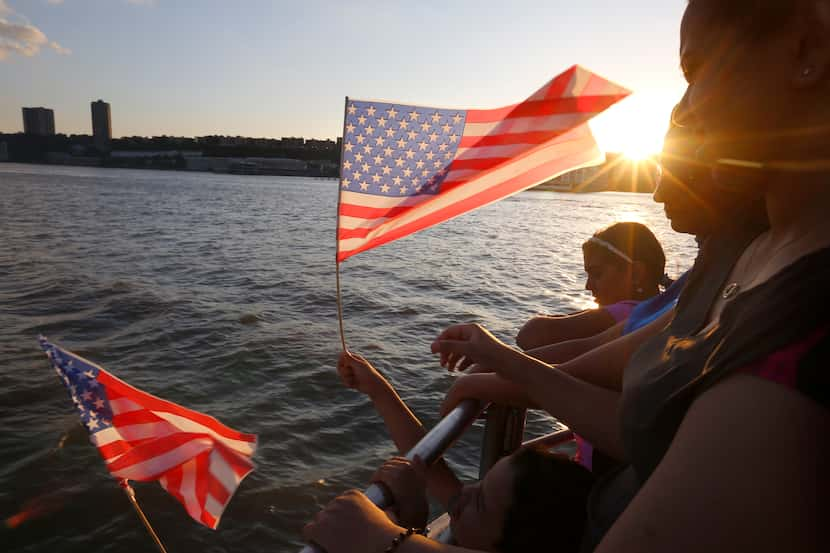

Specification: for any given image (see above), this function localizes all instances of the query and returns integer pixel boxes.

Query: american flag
[40,337,257,529]
[337,65,630,261]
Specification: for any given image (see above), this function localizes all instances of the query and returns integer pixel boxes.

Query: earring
[802,66,814,78]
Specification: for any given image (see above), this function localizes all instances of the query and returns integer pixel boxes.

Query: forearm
[494,348,624,458]
[552,310,671,390]
[527,321,625,366]
[398,535,487,553]
[368,382,462,508]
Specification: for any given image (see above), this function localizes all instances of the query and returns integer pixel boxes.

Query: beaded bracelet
[384,527,425,553]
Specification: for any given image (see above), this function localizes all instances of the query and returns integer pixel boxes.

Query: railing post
[478,406,526,479]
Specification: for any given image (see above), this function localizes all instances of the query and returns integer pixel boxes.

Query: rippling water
[0,163,696,552]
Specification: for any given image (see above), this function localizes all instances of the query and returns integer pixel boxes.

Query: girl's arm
[596,375,828,553]
[338,352,462,508]
[516,308,617,350]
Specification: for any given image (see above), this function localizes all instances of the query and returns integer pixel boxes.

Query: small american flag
[337,65,630,261]
[40,337,257,529]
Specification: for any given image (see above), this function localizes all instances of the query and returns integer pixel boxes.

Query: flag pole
[335,96,349,351]
[120,480,169,553]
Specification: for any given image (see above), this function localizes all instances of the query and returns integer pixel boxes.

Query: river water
[0,163,696,552]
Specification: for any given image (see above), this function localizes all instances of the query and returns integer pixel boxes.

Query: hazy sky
[1,0,689,155]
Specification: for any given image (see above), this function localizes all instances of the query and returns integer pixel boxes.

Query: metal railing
[298,401,575,552]
[298,399,486,553]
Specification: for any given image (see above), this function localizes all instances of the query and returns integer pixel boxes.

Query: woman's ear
[793,0,830,88]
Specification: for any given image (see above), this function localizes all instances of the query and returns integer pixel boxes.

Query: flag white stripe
[462,112,586,138]
[454,143,542,160]
[209,448,243,495]
[152,411,256,457]
[97,420,179,446]
[339,215,392,230]
[109,437,212,480]
[339,126,601,253]
[180,457,201,519]
[204,494,225,520]
[109,397,143,415]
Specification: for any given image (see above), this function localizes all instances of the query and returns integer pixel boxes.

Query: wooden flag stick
[335,96,350,352]
[121,480,169,553]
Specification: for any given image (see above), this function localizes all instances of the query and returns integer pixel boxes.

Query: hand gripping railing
[299,399,485,553]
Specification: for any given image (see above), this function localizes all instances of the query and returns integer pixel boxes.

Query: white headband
[587,237,634,264]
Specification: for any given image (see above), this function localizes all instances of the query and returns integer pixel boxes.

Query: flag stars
[431,112,442,123]
[396,138,406,148]
[343,160,352,170]
[449,134,458,143]
[84,370,95,379]
[439,143,448,151]
[394,157,405,167]
[409,109,420,121]
[382,165,392,175]
[344,142,354,152]
[342,178,351,188]
[384,146,393,157]
[385,128,395,138]
[429,132,439,142]
[441,123,452,133]
[375,136,385,146]
[386,107,398,119]
[362,162,370,172]
[398,120,409,130]
[416,160,425,169]
[94,398,105,410]
[346,123,356,134]
[420,121,431,132]
[366,106,376,117]
[371,174,381,183]
[353,170,362,180]
[426,151,435,160]
[400,186,408,194]
[405,149,415,159]
[355,135,365,144]
[360,181,370,190]
[355,152,364,162]
[403,168,413,177]
[380,183,391,193]
[348,104,357,115]
[452,113,462,124]
[418,141,429,151]
[434,160,442,169]
[364,126,375,136]
[407,130,418,140]
[357,115,367,125]
[82,390,93,401]
[377,117,387,127]
[373,155,383,164]
[363,144,372,154]
[393,176,402,185]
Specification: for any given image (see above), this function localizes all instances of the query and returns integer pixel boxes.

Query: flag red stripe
[338,149,597,261]
[97,372,256,443]
[449,157,511,171]
[208,472,231,505]
[465,94,627,123]
[338,203,412,219]
[112,409,165,426]
[105,432,208,473]
[194,451,209,519]
[459,130,563,148]
[216,440,256,478]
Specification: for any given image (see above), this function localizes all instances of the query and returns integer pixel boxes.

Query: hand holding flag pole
[324,66,631,551]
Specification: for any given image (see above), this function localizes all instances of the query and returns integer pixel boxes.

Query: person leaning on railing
[303,1,830,551]
[515,221,669,351]
[322,351,593,553]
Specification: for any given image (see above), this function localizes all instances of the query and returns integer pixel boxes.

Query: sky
[0,0,689,156]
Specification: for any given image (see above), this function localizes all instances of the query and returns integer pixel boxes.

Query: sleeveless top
[583,217,830,551]
[622,270,691,334]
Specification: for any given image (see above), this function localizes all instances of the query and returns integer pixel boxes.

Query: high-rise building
[22,107,56,136]
[91,99,112,151]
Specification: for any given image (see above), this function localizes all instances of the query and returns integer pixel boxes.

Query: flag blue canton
[41,338,114,433]
[342,100,467,197]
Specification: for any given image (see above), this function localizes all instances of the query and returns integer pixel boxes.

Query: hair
[582,222,669,292]
[687,0,798,39]
[496,448,595,553]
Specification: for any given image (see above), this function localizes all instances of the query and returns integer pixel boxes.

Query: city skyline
[1,0,689,157]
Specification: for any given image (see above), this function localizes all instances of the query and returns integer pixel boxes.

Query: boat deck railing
[299,400,574,552]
